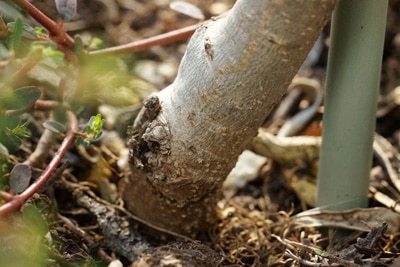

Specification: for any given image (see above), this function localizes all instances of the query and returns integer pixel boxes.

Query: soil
[2,0,400,266]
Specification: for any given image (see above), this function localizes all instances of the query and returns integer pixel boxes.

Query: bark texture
[124,0,336,237]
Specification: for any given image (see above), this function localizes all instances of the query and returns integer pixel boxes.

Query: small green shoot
[76,114,105,148]
[7,122,30,138]
[34,27,48,36]
[3,121,31,150]
[88,37,103,50]
[31,41,65,63]
[314,248,329,258]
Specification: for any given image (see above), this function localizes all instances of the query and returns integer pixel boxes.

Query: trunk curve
[123,0,336,237]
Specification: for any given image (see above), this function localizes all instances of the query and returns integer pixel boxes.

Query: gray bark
[123,0,336,237]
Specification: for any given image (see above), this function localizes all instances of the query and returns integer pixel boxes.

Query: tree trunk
[123,0,336,237]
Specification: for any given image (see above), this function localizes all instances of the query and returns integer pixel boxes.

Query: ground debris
[57,179,153,262]
[131,241,223,267]
[275,222,398,267]
[339,222,387,261]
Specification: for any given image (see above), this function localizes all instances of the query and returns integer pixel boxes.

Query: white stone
[224,150,267,189]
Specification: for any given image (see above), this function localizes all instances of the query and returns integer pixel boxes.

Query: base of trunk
[122,168,221,238]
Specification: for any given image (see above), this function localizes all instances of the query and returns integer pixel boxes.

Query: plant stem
[0,111,78,216]
[15,0,74,48]
[89,11,229,56]
[89,24,198,56]
[317,0,388,210]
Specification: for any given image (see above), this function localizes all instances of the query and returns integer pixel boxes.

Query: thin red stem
[15,0,74,48]
[0,110,78,216]
[89,11,229,56]
[89,24,198,56]
[34,100,61,111]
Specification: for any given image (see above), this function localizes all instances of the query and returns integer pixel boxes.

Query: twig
[60,179,153,262]
[64,179,195,242]
[89,23,198,56]
[58,214,114,263]
[24,128,56,167]
[34,100,62,111]
[14,0,74,49]
[0,110,78,216]
[90,12,229,56]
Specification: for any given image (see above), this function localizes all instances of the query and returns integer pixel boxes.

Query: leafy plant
[76,114,105,148]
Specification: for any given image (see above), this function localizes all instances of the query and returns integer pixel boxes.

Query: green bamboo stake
[316,0,388,210]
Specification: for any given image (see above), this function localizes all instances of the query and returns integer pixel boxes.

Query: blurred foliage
[0,204,50,267]
[0,4,155,155]
[0,2,156,265]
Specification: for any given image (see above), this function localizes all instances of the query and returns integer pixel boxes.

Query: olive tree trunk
[123,0,336,237]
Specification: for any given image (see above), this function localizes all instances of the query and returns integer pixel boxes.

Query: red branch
[0,111,78,217]
[89,11,229,56]
[15,0,229,58]
[15,0,74,49]
[89,24,198,56]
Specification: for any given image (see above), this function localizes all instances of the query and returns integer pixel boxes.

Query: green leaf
[7,22,37,40]
[0,203,50,266]
[31,41,65,63]
[73,35,84,52]
[43,47,65,63]
[76,114,105,147]
[0,116,24,150]
[9,122,30,138]
[2,120,30,150]
[0,1,26,24]
[76,136,90,148]
[34,27,47,36]
[88,37,103,50]
[2,86,41,110]
[22,204,49,236]
[9,163,31,193]
[93,114,105,127]
[42,120,66,134]
[85,114,104,140]
[4,133,22,149]
[83,139,91,147]
[7,18,23,53]
[93,132,102,140]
